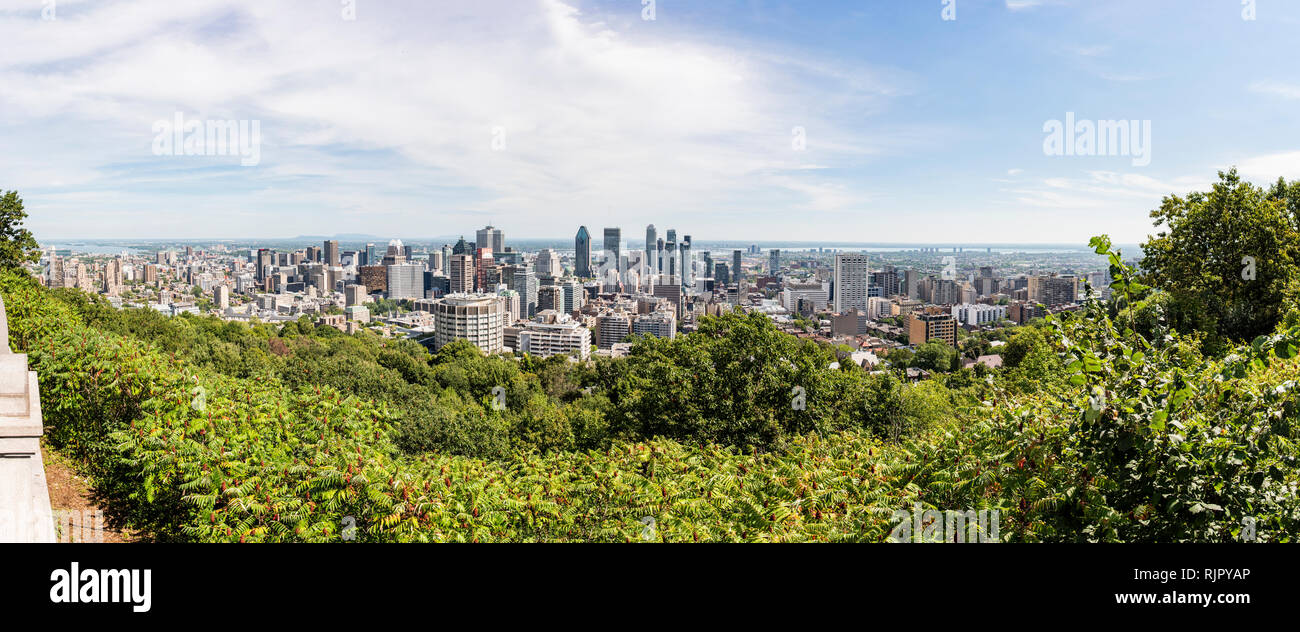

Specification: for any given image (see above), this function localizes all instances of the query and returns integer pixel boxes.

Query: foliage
[1140,169,1300,354]
[0,190,40,270]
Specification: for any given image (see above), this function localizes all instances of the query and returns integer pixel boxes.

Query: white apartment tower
[833,254,871,314]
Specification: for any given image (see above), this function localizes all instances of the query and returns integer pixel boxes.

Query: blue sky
[1,0,1297,244]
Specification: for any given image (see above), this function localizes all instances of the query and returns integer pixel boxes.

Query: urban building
[431,294,506,353]
[833,254,870,314]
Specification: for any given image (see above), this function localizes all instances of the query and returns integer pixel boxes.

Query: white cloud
[1249,81,1300,100]
[0,0,907,239]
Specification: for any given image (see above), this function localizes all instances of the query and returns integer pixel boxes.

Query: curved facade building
[433,293,505,353]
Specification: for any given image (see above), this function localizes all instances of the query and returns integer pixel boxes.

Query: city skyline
[4,0,1298,244]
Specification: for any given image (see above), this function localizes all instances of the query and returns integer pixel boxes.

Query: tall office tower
[387,263,426,300]
[475,248,495,292]
[324,240,340,266]
[429,251,444,274]
[214,285,230,309]
[441,244,453,268]
[703,252,714,278]
[381,239,407,266]
[256,249,273,282]
[714,262,730,285]
[679,236,692,287]
[769,249,781,275]
[431,294,505,353]
[305,246,319,263]
[449,254,475,294]
[666,229,676,244]
[833,254,871,314]
[732,250,743,281]
[561,280,585,313]
[359,265,388,293]
[364,243,378,267]
[537,285,564,312]
[575,226,593,278]
[656,238,665,275]
[512,268,539,318]
[452,236,472,256]
[645,225,657,275]
[603,228,622,275]
[476,225,505,253]
[534,248,562,279]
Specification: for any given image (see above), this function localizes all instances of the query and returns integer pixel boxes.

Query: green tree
[1140,169,1300,353]
[911,341,957,373]
[0,190,40,270]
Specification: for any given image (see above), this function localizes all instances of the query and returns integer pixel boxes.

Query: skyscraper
[732,250,742,282]
[382,239,407,265]
[512,267,539,318]
[387,263,425,300]
[603,227,621,275]
[769,249,781,275]
[833,254,871,314]
[323,240,340,266]
[256,248,273,282]
[575,226,592,278]
[645,225,657,276]
[679,235,692,287]
[476,225,505,253]
[449,254,474,294]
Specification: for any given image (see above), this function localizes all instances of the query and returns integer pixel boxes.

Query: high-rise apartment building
[431,294,505,353]
[517,312,592,360]
[833,254,870,314]
[769,249,781,275]
[1028,275,1078,306]
[596,311,631,349]
[632,311,676,340]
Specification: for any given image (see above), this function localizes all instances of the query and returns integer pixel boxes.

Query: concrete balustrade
[0,294,55,543]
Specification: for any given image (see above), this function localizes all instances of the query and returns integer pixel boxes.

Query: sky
[1,0,1298,244]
